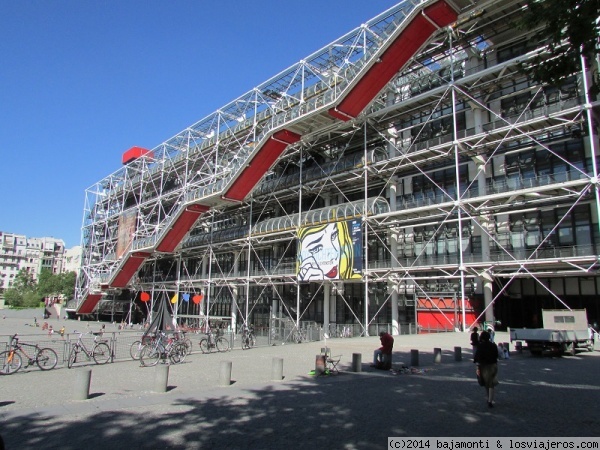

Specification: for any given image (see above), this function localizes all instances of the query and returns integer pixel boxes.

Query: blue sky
[0,1,398,248]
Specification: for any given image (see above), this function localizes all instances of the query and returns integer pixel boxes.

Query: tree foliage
[519,0,600,93]
[4,269,77,308]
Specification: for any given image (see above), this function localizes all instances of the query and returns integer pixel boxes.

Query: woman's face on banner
[304,223,340,278]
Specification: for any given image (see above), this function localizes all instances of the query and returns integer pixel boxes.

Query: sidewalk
[1,328,599,449]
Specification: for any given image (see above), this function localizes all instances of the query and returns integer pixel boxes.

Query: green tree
[519,0,600,93]
[4,269,39,308]
[58,271,77,300]
[37,268,61,298]
[4,269,77,308]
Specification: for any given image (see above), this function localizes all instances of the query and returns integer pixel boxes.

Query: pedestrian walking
[470,326,479,360]
[474,330,499,408]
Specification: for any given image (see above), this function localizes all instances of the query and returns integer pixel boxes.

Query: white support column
[323,193,331,333]
[323,285,331,335]
[471,104,493,328]
[230,284,238,334]
[388,177,399,336]
[231,250,241,333]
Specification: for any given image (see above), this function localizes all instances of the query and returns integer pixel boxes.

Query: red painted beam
[77,294,103,314]
[224,129,301,202]
[155,204,209,252]
[329,0,457,121]
[110,252,152,288]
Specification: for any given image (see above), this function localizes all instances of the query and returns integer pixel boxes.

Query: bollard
[74,368,92,401]
[454,346,462,362]
[220,361,232,386]
[315,355,326,375]
[433,347,442,364]
[272,357,284,381]
[410,349,419,366]
[153,364,169,393]
[352,353,362,372]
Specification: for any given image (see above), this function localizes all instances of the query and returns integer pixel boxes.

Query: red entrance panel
[416,296,478,331]
[155,204,209,253]
[111,252,152,288]
[77,294,103,315]
[328,0,458,121]
[224,129,301,202]
[417,311,478,331]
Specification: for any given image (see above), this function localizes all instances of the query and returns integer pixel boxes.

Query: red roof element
[155,204,209,252]
[122,147,154,165]
[110,252,152,288]
[77,294,103,314]
[224,129,301,202]
[329,0,457,121]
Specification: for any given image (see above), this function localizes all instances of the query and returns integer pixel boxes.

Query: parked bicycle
[129,334,156,360]
[139,331,187,367]
[131,330,191,361]
[199,328,229,353]
[293,328,308,343]
[0,334,58,375]
[270,328,280,341]
[341,325,352,338]
[240,325,256,350]
[174,330,193,355]
[67,331,111,368]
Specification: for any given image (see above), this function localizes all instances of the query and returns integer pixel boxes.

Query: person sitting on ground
[497,342,504,359]
[372,331,394,369]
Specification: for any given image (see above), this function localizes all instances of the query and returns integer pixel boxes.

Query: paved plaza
[0,309,599,449]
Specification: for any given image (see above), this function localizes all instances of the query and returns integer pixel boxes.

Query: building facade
[74,0,600,336]
[63,246,82,275]
[0,232,66,293]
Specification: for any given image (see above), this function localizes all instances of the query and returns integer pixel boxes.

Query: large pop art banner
[116,210,137,259]
[297,219,362,281]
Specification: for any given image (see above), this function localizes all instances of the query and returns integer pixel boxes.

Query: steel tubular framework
[75,0,600,336]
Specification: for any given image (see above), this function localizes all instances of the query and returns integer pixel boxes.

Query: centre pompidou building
[74,0,600,338]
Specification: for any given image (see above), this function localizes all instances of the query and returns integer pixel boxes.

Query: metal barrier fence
[0,321,420,369]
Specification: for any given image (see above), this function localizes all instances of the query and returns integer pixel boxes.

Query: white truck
[510,309,594,356]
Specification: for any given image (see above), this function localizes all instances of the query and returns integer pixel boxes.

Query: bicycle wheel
[92,342,111,364]
[199,339,210,354]
[36,348,58,370]
[216,337,230,352]
[169,343,187,364]
[140,345,160,367]
[184,338,193,355]
[129,340,143,360]
[67,346,79,369]
[0,350,22,375]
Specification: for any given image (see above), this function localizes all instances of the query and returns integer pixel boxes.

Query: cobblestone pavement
[1,310,599,449]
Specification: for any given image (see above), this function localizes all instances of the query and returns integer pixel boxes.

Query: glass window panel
[511,232,524,249]
[558,227,574,245]
[437,238,446,255]
[575,225,591,247]
[447,238,457,254]
[526,231,540,247]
